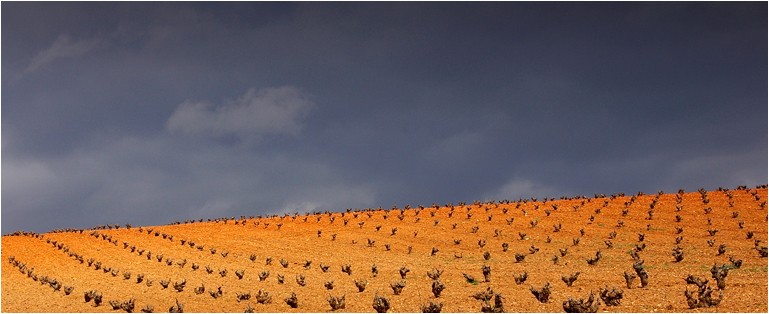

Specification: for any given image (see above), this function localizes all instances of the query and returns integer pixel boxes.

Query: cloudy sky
[2,2,766,233]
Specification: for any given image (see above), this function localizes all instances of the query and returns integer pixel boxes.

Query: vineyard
[2,186,767,312]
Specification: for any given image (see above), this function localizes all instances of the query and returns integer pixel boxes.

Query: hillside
[2,186,767,312]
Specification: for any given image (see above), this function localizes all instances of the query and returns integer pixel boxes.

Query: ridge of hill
[2,185,767,312]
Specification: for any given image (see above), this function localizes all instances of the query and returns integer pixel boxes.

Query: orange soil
[2,187,767,312]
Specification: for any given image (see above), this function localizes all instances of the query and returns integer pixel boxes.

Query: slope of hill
[2,186,767,312]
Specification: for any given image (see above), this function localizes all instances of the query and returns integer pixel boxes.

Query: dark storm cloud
[2,2,766,232]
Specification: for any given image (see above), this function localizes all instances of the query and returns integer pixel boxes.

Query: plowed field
[2,187,767,312]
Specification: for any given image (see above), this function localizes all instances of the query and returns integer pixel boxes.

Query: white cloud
[25,34,101,73]
[166,86,314,138]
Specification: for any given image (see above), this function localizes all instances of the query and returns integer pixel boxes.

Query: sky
[2,2,767,233]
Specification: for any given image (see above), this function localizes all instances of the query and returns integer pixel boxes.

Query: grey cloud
[663,145,768,191]
[483,178,570,202]
[3,158,59,211]
[3,134,377,231]
[25,34,101,73]
[166,86,314,139]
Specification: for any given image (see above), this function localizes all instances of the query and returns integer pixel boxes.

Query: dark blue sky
[2,2,766,233]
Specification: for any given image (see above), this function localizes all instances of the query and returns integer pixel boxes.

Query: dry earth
[2,186,767,312]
